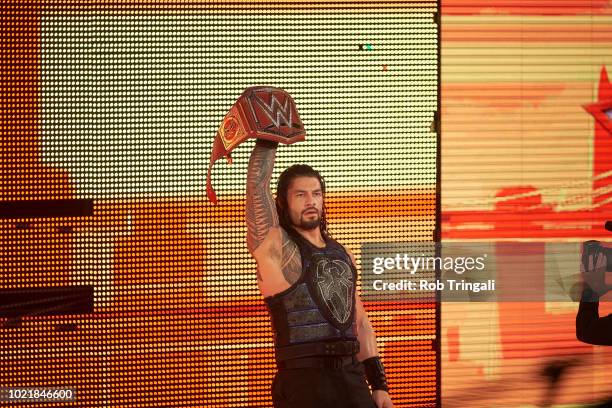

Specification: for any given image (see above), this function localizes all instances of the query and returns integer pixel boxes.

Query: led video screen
[2,2,439,407]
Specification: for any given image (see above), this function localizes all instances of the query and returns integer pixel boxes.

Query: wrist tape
[363,356,389,392]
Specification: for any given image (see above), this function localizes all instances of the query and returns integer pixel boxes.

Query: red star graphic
[583,66,612,135]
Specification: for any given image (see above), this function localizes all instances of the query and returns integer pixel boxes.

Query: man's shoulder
[333,240,357,267]
[279,226,299,245]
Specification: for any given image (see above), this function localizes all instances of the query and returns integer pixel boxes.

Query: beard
[294,210,321,230]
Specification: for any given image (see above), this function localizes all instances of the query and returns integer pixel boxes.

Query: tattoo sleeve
[280,229,302,284]
[246,140,279,254]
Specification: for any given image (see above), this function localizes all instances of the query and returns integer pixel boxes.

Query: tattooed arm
[246,139,280,256]
[246,140,302,288]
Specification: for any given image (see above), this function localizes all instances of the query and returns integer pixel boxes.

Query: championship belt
[206,86,306,204]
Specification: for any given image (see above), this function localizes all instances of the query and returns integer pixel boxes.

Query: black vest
[264,229,358,352]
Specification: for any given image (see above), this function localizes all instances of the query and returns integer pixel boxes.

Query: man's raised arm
[246,139,280,256]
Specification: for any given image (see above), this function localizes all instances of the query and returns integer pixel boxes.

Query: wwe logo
[253,93,293,128]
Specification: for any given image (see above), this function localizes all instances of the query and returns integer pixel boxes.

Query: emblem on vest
[313,258,354,325]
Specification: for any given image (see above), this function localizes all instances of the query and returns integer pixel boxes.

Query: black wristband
[362,356,389,392]
[581,286,600,302]
[255,139,278,149]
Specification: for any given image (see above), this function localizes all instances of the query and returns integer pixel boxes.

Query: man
[246,139,394,408]
[576,241,612,346]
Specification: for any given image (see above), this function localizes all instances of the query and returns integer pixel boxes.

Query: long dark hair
[275,164,330,239]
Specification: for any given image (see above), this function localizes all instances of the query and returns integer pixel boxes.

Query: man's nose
[304,194,316,206]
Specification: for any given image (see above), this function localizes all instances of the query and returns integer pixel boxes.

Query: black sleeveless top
[264,228,358,349]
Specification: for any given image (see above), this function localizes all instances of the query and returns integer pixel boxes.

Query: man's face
[286,176,324,230]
